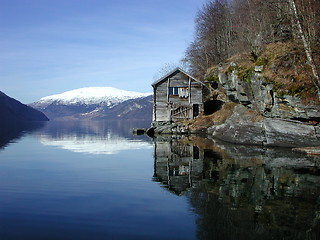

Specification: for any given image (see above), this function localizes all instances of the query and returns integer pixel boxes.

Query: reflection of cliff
[152,136,320,239]
[37,120,152,155]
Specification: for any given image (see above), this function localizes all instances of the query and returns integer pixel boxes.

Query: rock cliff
[208,104,320,147]
[212,62,320,121]
[202,58,320,147]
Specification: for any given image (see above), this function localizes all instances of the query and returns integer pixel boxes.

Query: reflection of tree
[152,136,320,239]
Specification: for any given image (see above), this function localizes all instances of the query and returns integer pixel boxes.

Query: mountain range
[30,87,153,121]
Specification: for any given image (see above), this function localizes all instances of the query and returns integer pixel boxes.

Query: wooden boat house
[151,68,205,124]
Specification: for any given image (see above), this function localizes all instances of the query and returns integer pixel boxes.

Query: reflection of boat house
[151,68,205,124]
[153,138,203,195]
[152,137,320,237]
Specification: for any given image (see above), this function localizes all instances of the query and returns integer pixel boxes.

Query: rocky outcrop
[214,63,320,121]
[150,121,190,136]
[199,61,320,147]
[208,105,319,147]
[293,146,320,155]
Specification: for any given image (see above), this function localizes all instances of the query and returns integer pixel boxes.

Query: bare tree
[153,61,189,80]
[185,0,234,77]
[287,0,320,91]
[184,0,320,95]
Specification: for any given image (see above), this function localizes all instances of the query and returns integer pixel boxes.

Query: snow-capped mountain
[30,87,152,121]
[32,87,151,108]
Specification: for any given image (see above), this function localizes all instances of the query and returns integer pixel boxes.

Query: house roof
[151,67,205,87]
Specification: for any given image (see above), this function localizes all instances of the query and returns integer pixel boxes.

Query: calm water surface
[0,121,319,239]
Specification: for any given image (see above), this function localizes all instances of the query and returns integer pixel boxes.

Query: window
[169,87,179,95]
[168,87,189,98]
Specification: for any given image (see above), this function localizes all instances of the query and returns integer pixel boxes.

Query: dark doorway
[204,100,224,115]
[193,104,199,118]
[193,146,200,159]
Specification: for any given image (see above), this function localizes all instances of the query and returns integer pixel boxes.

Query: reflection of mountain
[0,122,46,150]
[36,121,152,155]
[152,136,320,239]
[40,133,152,155]
[0,91,48,150]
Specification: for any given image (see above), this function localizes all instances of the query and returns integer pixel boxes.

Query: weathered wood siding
[153,80,169,121]
[153,71,204,122]
[153,140,204,194]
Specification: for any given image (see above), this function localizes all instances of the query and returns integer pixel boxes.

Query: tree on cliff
[287,0,320,94]
[184,0,320,95]
[184,0,282,77]
[184,0,233,78]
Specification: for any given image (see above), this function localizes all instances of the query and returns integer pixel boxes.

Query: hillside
[205,41,320,105]
[92,95,153,121]
[0,91,49,125]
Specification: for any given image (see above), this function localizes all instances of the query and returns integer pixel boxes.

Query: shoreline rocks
[208,105,319,147]
[150,104,319,148]
[293,146,320,155]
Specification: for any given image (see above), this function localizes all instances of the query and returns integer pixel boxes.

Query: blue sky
[0,0,206,103]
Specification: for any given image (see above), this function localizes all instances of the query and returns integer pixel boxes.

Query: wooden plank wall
[153,72,204,122]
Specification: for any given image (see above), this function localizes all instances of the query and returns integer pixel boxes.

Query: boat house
[151,68,205,124]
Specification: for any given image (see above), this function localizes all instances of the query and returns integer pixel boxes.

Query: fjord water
[0,121,319,239]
